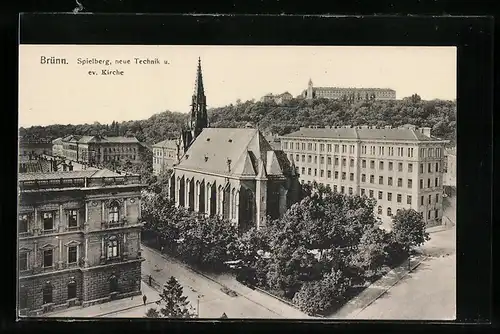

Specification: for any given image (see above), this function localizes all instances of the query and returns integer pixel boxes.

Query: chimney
[420,127,431,137]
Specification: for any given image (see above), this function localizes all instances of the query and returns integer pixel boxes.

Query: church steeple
[189,57,208,138]
[181,57,209,153]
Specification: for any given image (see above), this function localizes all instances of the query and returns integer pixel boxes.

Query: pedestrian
[143,294,147,305]
[161,246,164,253]
[148,275,152,286]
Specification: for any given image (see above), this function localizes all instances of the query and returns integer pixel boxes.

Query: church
[168,58,301,232]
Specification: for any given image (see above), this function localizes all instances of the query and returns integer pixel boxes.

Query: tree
[147,276,196,318]
[391,209,430,270]
[351,226,391,278]
[292,269,351,315]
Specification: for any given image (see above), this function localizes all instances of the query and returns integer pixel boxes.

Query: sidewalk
[45,282,160,318]
[328,255,426,319]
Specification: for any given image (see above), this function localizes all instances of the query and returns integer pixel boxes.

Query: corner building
[17,169,145,316]
[281,125,448,227]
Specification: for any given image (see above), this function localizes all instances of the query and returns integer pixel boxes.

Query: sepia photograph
[18,44,457,320]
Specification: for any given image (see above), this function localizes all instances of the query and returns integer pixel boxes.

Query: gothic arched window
[107,236,119,259]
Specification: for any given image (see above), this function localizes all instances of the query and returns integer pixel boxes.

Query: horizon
[19,45,457,128]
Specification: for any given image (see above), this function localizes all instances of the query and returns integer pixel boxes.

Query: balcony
[18,231,33,238]
[101,218,127,229]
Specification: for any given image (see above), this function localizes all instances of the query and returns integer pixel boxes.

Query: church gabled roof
[175,128,286,179]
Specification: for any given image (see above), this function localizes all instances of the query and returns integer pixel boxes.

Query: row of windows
[19,237,121,272]
[284,141,443,159]
[376,206,439,220]
[18,201,125,234]
[154,149,176,158]
[290,154,441,174]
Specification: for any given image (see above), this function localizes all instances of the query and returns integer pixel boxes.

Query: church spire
[193,57,205,98]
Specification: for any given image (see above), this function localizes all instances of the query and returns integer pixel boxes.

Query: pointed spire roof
[193,57,205,98]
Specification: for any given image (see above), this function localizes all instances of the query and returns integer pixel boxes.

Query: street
[130,246,312,319]
[351,226,456,320]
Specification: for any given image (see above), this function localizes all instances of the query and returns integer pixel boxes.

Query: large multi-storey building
[443,147,456,188]
[17,169,145,316]
[59,135,142,166]
[152,139,181,176]
[280,125,448,227]
[301,79,396,101]
[19,137,53,157]
[260,92,294,104]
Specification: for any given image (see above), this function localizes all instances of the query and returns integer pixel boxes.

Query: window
[420,179,423,189]
[295,154,299,161]
[341,186,345,194]
[334,144,339,153]
[387,207,392,216]
[68,281,77,300]
[435,177,439,187]
[42,283,53,304]
[335,158,339,166]
[19,286,27,309]
[333,185,337,192]
[43,249,53,268]
[19,252,28,271]
[370,160,375,169]
[342,172,346,180]
[377,206,382,214]
[350,159,354,167]
[369,190,374,198]
[350,173,354,181]
[379,161,384,170]
[379,176,383,185]
[428,163,432,173]
[389,162,393,171]
[335,171,339,179]
[407,195,412,205]
[320,144,325,152]
[301,167,305,174]
[327,144,332,152]
[397,178,403,187]
[362,160,366,168]
[361,188,365,196]
[387,192,392,201]
[109,275,119,293]
[342,145,347,153]
[350,145,355,154]
[320,170,324,177]
[327,170,332,178]
[435,209,439,218]
[308,155,312,163]
[302,155,305,162]
[68,246,78,264]
[436,162,439,172]
[19,214,29,233]
[420,164,424,173]
[378,191,383,200]
[388,177,393,186]
[428,195,432,204]
[107,238,119,259]
[308,143,312,151]
[421,196,424,205]
[308,168,311,175]
[314,169,317,176]
[108,202,120,223]
[397,194,402,203]
[43,212,54,231]
[436,194,439,203]
[361,174,366,182]
[408,179,413,188]
[320,157,324,164]
[342,158,346,167]
[348,187,353,195]
[314,156,318,164]
[327,157,332,165]
[300,143,304,150]
[68,210,78,228]
[427,179,431,188]
[398,163,403,172]
[370,175,374,183]
[408,163,413,173]
[427,211,431,219]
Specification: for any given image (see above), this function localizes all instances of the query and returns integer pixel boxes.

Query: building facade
[59,135,142,166]
[152,139,182,176]
[52,138,64,157]
[301,79,396,101]
[280,125,448,227]
[18,169,145,316]
[260,92,294,104]
[443,147,456,187]
[19,138,53,157]
[169,128,301,232]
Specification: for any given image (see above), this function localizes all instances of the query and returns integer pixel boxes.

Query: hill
[19,95,456,146]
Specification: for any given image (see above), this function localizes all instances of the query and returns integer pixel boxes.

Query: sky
[19,45,457,127]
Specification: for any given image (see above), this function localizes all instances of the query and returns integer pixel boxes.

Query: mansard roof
[175,128,288,178]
